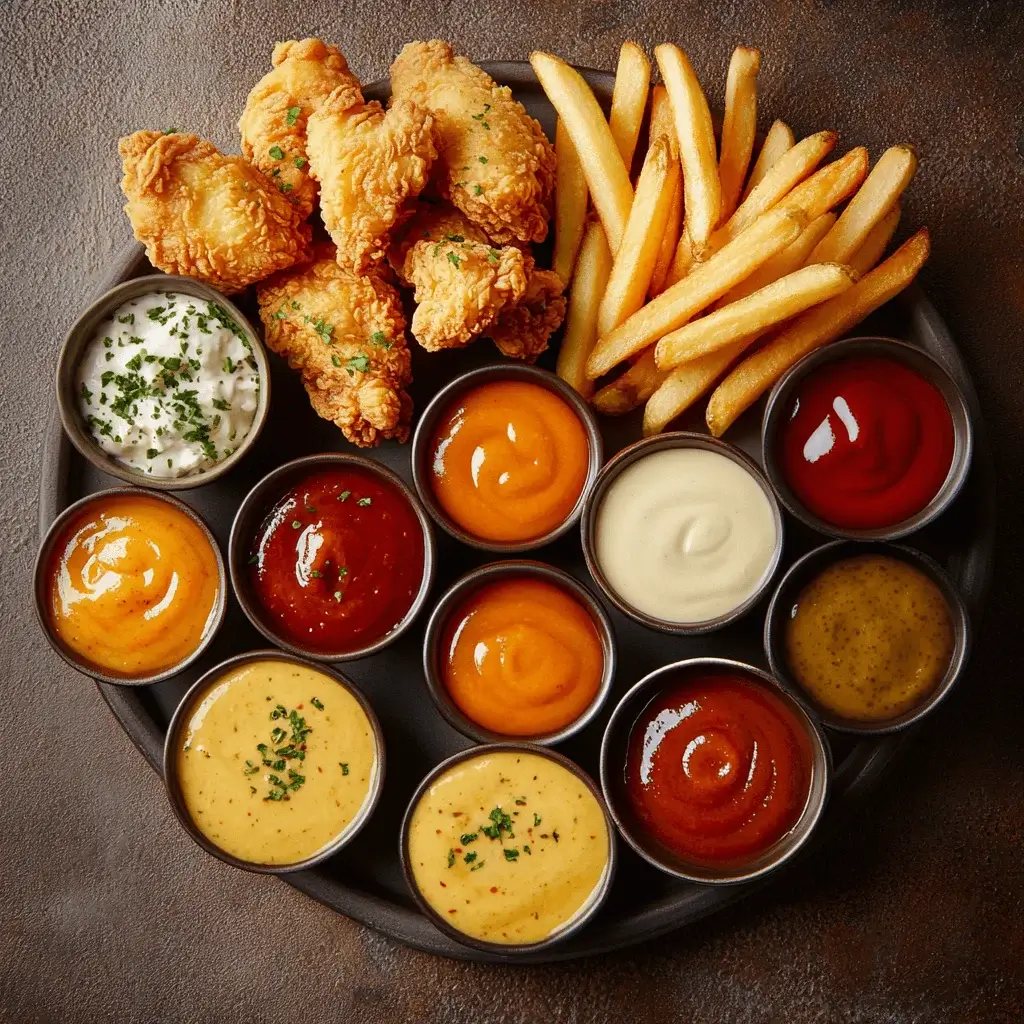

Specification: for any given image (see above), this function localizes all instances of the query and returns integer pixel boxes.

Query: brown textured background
[3,1,1024,1021]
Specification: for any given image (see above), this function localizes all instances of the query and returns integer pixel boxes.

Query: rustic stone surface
[2,1,1023,1020]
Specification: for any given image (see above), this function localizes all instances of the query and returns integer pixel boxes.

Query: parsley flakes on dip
[75,290,260,478]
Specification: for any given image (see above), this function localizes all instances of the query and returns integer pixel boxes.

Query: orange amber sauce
[428,380,590,542]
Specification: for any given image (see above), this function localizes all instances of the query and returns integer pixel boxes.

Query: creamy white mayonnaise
[594,447,778,624]
[76,291,260,478]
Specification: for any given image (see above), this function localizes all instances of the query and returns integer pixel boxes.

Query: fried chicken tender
[305,80,437,271]
[118,131,312,294]
[257,244,413,446]
[390,41,556,245]
[239,39,359,219]
[392,204,565,359]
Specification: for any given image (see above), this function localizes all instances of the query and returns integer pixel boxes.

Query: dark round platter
[38,62,995,963]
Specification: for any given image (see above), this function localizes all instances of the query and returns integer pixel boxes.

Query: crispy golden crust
[238,38,359,219]
[118,131,312,294]
[387,201,493,281]
[256,243,413,446]
[390,40,556,244]
[490,268,567,361]
[306,82,437,272]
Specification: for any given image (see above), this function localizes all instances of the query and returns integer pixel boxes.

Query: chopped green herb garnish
[294,156,306,168]
[533,813,541,827]
[337,490,351,502]
[80,383,93,405]
[473,184,483,195]
[212,398,231,411]
[478,155,488,164]
[248,553,259,564]
[460,832,478,845]
[447,849,456,868]
[356,497,372,507]
[345,354,370,375]
[340,763,349,775]
[311,697,324,711]
[291,520,302,529]
[447,251,462,269]
[369,330,392,349]
[333,591,343,602]
[331,355,341,367]
[146,448,158,459]
[269,145,284,160]
[503,848,520,862]
[464,851,478,865]
[286,106,301,125]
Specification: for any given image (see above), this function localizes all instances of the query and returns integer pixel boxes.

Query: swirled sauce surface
[441,576,603,736]
[594,447,778,623]
[625,672,813,866]
[45,493,220,677]
[428,380,590,542]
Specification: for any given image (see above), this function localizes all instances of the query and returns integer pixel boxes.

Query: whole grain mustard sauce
[176,660,378,865]
[407,751,610,945]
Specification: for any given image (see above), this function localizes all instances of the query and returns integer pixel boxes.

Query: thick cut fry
[655,44,721,247]
[609,42,651,170]
[780,147,869,221]
[665,225,696,288]
[643,340,749,435]
[808,145,917,264]
[847,203,901,275]
[742,120,795,200]
[648,84,676,145]
[720,212,836,305]
[704,131,838,257]
[553,119,588,285]
[593,348,667,415]
[531,51,633,251]
[706,228,931,435]
[597,139,679,335]
[586,205,806,378]
[556,220,613,398]
[649,177,684,296]
[718,46,761,221]
[656,262,857,368]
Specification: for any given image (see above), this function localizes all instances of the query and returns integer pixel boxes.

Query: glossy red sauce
[625,672,813,867]
[778,354,954,530]
[249,467,424,653]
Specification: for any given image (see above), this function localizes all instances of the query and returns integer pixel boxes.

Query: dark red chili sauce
[248,467,424,653]
[625,672,813,867]
[778,354,954,530]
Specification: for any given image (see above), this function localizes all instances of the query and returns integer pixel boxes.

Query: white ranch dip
[594,447,778,624]
[76,291,260,478]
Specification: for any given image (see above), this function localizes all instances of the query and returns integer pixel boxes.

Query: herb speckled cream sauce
[76,291,259,478]
[407,751,610,945]
[176,660,377,866]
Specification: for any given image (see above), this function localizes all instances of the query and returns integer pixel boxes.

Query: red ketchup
[778,354,954,530]
[625,672,813,867]
[249,467,424,653]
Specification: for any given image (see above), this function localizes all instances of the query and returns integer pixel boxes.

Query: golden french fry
[586,205,807,378]
[655,43,721,247]
[847,202,901,275]
[556,220,614,399]
[718,46,761,221]
[649,176,684,297]
[719,212,836,305]
[780,147,869,221]
[656,262,856,368]
[664,224,696,288]
[703,131,838,258]
[643,340,749,436]
[593,348,667,415]
[648,84,677,145]
[808,145,917,264]
[597,138,679,335]
[706,228,931,435]
[742,120,795,200]
[531,51,633,251]
[553,119,588,286]
[609,42,651,170]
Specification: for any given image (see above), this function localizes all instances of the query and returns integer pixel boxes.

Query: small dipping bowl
[599,658,830,885]
[230,453,435,661]
[56,275,271,490]
[422,561,616,746]
[761,337,973,541]
[580,432,784,634]
[410,364,604,553]
[34,487,226,686]
[163,650,385,873]
[764,539,970,735]
[399,743,617,954]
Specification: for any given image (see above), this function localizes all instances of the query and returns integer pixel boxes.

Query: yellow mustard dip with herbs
[176,659,378,865]
[407,750,611,945]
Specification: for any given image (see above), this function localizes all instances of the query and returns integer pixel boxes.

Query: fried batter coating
[118,130,312,294]
[239,39,359,219]
[390,41,556,244]
[489,268,567,361]
[306,81,437,271]
[257,244,413,446]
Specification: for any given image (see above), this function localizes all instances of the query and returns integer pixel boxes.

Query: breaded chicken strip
[239,39,359,219]
[257,244,413,446]
[119,131,312,294]
[390,41,556,244]
[306,81,436,271]
[391,204,565,359]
